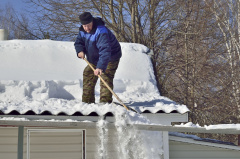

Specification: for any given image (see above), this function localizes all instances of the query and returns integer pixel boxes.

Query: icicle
[97,116,109,159]
[96,106,163,159]
[114,110,146,159]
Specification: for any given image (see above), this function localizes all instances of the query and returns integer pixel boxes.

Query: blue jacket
[74,17,122,71]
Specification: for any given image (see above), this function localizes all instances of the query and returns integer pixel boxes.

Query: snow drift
[0,40,188,114]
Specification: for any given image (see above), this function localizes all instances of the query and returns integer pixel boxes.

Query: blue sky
[0,0,27,12]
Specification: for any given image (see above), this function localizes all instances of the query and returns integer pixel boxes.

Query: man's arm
[96,31,111,71]
[74,33,86,57]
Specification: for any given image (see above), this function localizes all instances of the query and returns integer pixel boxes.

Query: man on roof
[74,12,122,104]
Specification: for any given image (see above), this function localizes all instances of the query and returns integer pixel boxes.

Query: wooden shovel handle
[83,58,129,111]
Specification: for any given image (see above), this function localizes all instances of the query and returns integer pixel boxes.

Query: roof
[169,132,240,150]
[0,102,189,116]
[170,132,236,146]
[0,40,189,122]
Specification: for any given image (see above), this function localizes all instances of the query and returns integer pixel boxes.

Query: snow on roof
[0,40,189,117]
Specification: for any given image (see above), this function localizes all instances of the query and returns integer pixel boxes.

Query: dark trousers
[82,60,119,103]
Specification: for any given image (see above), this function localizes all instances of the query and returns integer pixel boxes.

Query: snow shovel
[83,58,138,113]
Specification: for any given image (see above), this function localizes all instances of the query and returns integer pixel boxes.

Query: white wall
[169,140,240,159]
[0,127,122,159]
[0,127,18,159]
[0,29,8,40]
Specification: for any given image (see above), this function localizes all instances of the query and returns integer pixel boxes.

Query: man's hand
[78,51,85,59]
[94,68,103,76]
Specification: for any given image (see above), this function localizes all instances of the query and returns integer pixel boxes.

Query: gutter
[0,119,240,134]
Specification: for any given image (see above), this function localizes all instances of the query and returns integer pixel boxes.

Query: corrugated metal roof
[0,105,189,116]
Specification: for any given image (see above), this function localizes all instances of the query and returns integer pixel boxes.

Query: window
[27,129,86,159]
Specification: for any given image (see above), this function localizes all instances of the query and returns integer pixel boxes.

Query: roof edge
[169,135,240,151]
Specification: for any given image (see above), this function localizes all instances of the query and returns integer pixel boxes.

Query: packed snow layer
[0,40,188,114]
[0,40,155,82]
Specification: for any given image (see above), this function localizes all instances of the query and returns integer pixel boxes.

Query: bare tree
[159,0,240,143]
[0,3,37,39]
[24,0,240,143]
[203,0,240,144]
